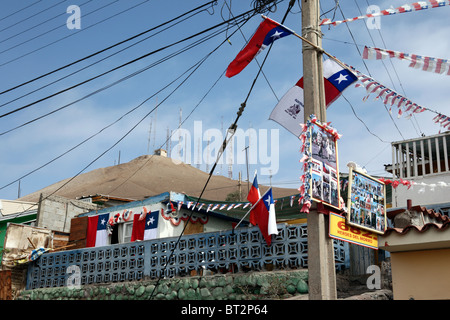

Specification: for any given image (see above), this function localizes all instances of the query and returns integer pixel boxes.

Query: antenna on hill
[178,108,182,160]
[206,131,210,173]
[166,127,171,157]
[147,117,152,154]
[227,135,233,179]
[196,138,201,169]
[153,97,158,149]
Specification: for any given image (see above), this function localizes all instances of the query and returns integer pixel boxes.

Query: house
[385,131,450,208]
[68,191,250,249]
[379,203,450,300]
[0,200,38,262]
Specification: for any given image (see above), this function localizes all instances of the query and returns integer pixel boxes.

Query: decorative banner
[347,167,387,235]
[348,64,450,129]
[329,212,378,250]
[299,114,341,213]
[363,46,450,76]
[320,0,450,26]
[379,177,450,192]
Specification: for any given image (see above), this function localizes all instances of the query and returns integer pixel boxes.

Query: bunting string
[320,0,450,27]
[363,46,450,76]
[379,177,450,193]
[346,64,450,129]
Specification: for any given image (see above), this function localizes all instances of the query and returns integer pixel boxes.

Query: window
[122,222,134,243]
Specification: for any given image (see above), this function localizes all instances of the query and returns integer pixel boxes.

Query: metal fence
[26,223,348,290]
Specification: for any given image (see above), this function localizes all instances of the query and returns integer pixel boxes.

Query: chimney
[407,199,412,210]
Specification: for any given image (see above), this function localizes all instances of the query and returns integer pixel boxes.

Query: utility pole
[302,0,337,300]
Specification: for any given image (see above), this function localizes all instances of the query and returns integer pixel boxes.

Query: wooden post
[302,0,337,300]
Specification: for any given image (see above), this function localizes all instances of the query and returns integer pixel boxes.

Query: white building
[385,131,450,209]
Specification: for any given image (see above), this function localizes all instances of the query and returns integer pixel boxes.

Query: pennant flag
[131,210,159,242]
[350,64,450,127]
[211,204,220,211]
[270,58,356,137]
[363,46,450,75]
[206,203,213,212]
[86,213,110,248]
[320,0,450,27]
[250,188,278,246]
[225,16,293,78]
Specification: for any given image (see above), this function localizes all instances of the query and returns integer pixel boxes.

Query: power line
[0,0,119,56]
[0,6,254,121]
[0,14,247,136]
[0,2,212,110]
[0,0,42,23]
[0,1,217,96]
[0,0,150,68]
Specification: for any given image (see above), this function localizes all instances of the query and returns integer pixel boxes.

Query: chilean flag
[270,58,357,137]
[131,210,159,242]
[247,171,261,204]
[250,188,278,246]
[86,213,110,248]
[226,17,293,78]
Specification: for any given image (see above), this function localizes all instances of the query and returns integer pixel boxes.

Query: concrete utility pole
[302,0,337,300]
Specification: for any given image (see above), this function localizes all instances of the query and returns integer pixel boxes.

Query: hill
[18,154,299,203]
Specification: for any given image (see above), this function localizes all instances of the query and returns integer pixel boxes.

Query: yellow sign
[329,212,378,249]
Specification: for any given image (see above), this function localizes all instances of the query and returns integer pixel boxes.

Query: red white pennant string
[363,46,450,75]
[320,0,450,26]
[349,65,450,129]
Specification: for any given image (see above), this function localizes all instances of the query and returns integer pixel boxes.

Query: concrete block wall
[37,194,98,233]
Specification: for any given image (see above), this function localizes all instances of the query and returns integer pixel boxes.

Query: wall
[17,270,309,300]
[37,194,98,233]
[390,248,450,300]
[392,172,450,208]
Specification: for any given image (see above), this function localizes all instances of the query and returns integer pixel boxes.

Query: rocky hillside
[19,154,298,203]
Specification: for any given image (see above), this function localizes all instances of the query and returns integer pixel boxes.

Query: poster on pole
[346,167,386,235]
[308,121,340,210]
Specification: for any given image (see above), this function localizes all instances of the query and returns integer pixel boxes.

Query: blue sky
[0,0,449,201]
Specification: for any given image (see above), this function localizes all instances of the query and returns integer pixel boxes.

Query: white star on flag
[271,30,284,40]
[335,73,348,84]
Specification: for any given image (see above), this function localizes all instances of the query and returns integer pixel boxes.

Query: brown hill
[18,154,299,203]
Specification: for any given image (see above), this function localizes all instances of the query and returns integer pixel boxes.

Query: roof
[379,204,450,252]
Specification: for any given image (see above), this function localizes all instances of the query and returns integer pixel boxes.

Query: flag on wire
[363,46,450,75]
[320,0,450,27]
[225,16,293,78]
[86,213,110,248]
[269,58,357,137]
[131,210,159,242]
[250,188,278,246]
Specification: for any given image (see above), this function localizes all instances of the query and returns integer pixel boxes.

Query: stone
[178,288,186,300]
[136,285,145,297]
[200,288,211,298]
[297,280,308,294]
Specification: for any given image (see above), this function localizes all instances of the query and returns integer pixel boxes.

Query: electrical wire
[0,5,257,121]
[0,3,213,110]
[0,0,119,56]
[0,1,217,96]
[0,0,149,68]
[0,14,249,136]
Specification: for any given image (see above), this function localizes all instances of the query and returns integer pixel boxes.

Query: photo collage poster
[309,122,340,209]
[347,168,387,234]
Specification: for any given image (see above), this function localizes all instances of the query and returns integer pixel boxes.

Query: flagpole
[233,187,271,231]
[261,15,352,74]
